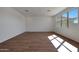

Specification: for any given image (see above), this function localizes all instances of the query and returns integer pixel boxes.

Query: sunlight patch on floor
[56,37,64,43]
[48,36,54,40]
[51,39,60,48]
[48,34,78,52]
[58,45,70,52]
[63,42,77,52]
[52,34,57,38]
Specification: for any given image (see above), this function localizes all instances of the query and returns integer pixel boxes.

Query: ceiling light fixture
[25,10,29,12]
[48,10,51,12]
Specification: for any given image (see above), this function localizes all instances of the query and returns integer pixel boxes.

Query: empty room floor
[0,32,57,52]
[0,32,79,52]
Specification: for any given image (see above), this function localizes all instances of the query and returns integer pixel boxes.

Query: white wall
[0,7,26,43]
[0,7,56,43]
[54,16,79,43]
[25,16,54,32]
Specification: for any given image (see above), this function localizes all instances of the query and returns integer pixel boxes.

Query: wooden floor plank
[0,32,57,52]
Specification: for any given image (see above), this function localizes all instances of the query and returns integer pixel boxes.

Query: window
[69,8,78,24]
[56,7,78,28]
[56,16,61,27]
[62,12,68,27]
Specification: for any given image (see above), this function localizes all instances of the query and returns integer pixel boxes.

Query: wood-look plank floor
[0,32,57,52]
[54,32,79,49]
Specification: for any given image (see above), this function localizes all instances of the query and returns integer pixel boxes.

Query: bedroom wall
[0,7,26,43]
[25,16,54,32]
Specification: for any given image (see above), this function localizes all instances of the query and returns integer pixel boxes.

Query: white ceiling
[14,7,66,16]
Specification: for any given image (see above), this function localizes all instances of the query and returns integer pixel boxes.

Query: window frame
[56,7,79,28]
[61,11,68,28]
[68,7,79,25]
